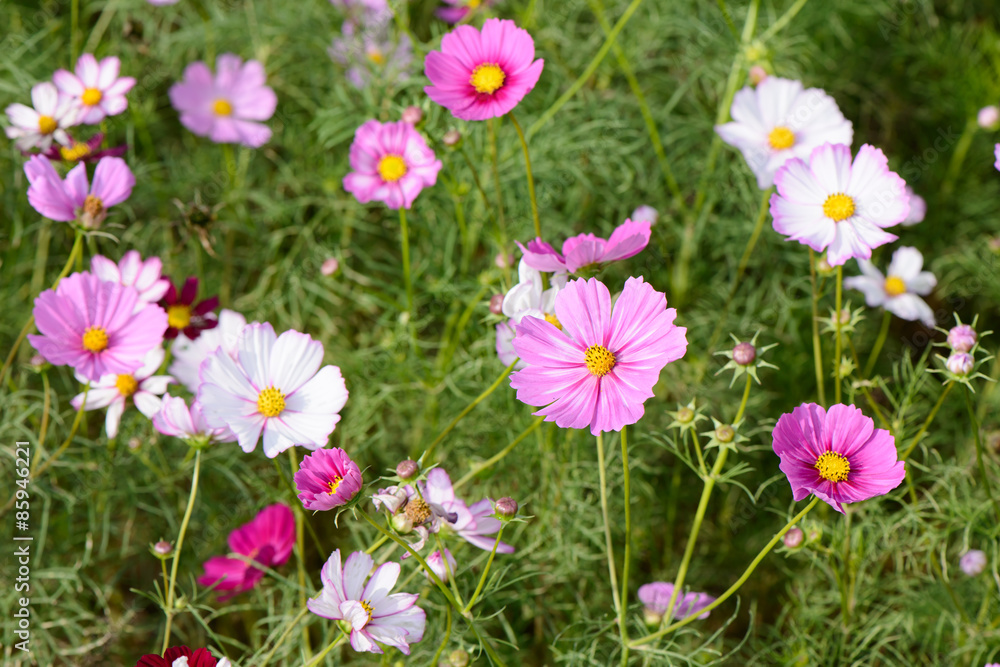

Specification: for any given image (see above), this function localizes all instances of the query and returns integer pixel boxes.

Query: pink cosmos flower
[900,186,925,226]
[5,82,77,151]
[771,403,906,514]
[516,219,652,274]
[343,119,442,209]
[53,54,135,125]
[424,549,457,582]
[29,272,168,382]
[995,144,1000,172]
[198,323,349,458]
[153,394,237,445]
[435,0,497,24]
[91,251,171,309]
[169,54,277,148]
[421,468,513,553]
[198,504,295,600]
[329,22,413,90]
[638,582,715,622]
[169,308,246,393]
[308,549,426,655]
[70,348,172,438]
[770,143,909,266]
[25,155,135,228]
[294,447,363,511]
[510,277,688,435]
[424,18,544,121]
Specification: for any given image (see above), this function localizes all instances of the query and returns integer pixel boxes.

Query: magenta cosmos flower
[169,54,277,148]
[53,54,135,125]
[25,155,135,228]
[70,348,172,438]
[294,447,363,510]
[770,143,909,266]
[198,504,295,599]
[516,219,652,274]
[638,582,715,623]
[510,277,688,435]
[5,82,77,151]
[159,277,219,340]
[343,119,442,209]
[91,251,170,308]
[308,549,426,655]
[29,272,168,382]
[772,403,905,514]
[424,18,544,121]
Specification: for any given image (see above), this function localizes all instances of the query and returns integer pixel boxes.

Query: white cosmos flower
[91,250,171,310]
[495,259,567,368]
[169,308,247,392]
[197,322,348,458]
[4,82,77,151]
[843,246,936,327]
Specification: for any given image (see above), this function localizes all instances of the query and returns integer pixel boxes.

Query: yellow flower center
[814,451,851,483]
[83,194,104,218]
[767,126,795,150]
[468,0,481,6]
[470,63,506,95]
[884,276,907,297]
[213,99,233,116]
[367,49,385,65]
[584,344,616,377]
[167,304,192,330]
[257,387,286,418]
[38,115,58,135]
[544,313,563,330]
[404,498,432,524]
[81,88,103,106]
[60,142,92,162]
[822,193,856,222]
[377,155,407,183]
[116,374,139,398]
[82,326,109,352]
[360,599,374,624]
[327,475,344,495]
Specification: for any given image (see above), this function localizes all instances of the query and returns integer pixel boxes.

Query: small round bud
[783,527,804,549]
[816,256,834,275]
[946,352,974,376]
[960,549,986,576]
[30,354,47,371]
[396,459,419,480]
[630,205,658,225]
[838,308,851,325]
[807,527,822,543]
[947,324,977,352]
[642,609,663,628]
[732,342,756,366]
[978,105,1000,130]
[391,513,414,534]
[448,649,471,667]
[495,496,518,519]
[494,251,513,269]
[442,129,462,147]
[489,294,505,315]
[320,257,339,276]
[154,540,173,556]
[715,425,735,443]
[128,437,142,451]
[402,106,423,125]
[749,65,768,85]
[675,407,694,424]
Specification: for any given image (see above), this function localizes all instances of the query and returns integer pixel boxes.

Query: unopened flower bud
[30,354,47,371]
[643,609,663,628]
[494,251,513,269]
[402,106,423,125]
[448,649,471,667]
[715,425,735,443]
[732,342,756,366]
[392,513,414,534]
[128,437,142,451]
[396,459,419,480]
[676,407,694,424]
[978,105,1000,130]
[630,205,658,225]
[946,352,974,375]
[749,65,768,85]
[320,257,339,276]
[947,324,977,352]
[495,496,518,519]
[424,549,457,583]
[154,540,173,556]
[442,129,461,147]
[960,549,986,576]
[783,527,804,549]
[489,294,505,315]
[816,256,834,275]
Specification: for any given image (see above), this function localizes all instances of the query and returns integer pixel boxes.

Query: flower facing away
[435,0,497,23]
[198,322,349,458]
[169,54,277,148]
[198,504,295,599]
[159,277,219,340]
[424,18,544,121]
[71,348,172,438]
[637,582,715,626]
[770,143,909,265]
[960,549,987,576]
[900,186,926,226]
[152,394,237,445]
[516,219,652,274]
[308,549,426,654]
[5,82,77,151]
[424,549,458,583]
[510,277,688,435]
[91,251,171,309]
[294,447,363,510]
[53,54,135,125]
[771,403,905,514]
[343,119,442,209]
[843,246,937,327]
[135,646,231,667]
[329,21,413,90]
[715,77,853,189]
[169,308,246,392]
[496,258,568,367]
[25,155,135,227]
[29,272,168,382]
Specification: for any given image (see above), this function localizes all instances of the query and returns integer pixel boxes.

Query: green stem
[258,606,309,667]
[508,112,541,239]
[734,373,752,424]
[809,249,826,406]
[618,425,632,665]
[596,433,622,615]
[454,415,545,490]
[487,118,508,247]
[863,311,892,378]
[464,527,504,613]
[941,117,979,196]
[162,449,202,653]
[900,383,953,460]
[759,0,811,42]
[966,388,1000,523]
[288,449,312,659]
[30,382,90,479]
[301,634,347,667]
[430,605,454,666]
[70,0,80,61]
[399,207,416,352]
[834,264,843,404]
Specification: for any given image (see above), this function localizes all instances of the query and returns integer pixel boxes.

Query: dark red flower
[136,645,227,667]
[36,132,127,163]
[159,277,219,340]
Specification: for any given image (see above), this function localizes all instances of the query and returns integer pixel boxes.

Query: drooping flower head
[843,246,936,327]
[25,155,135,228]
[29,272,168,382]
[770,143,909,266]
[198,322,349,458]
[435,0,497,23]
[53,54,135,125]
[424,18,544,121]
[496,259,568,368]
[771,403,905,514]
[136,646,231,667]
[637,582,715,626]
[198,504,295,599]
[91,251,171,309]
[715,77,853,189]
[516,219,652,275]
[510,277,688,435]
[159,277,219,340]
[308,549,426,655]
[329,21,412,90]
[71,348,172,438]
[169,54,277,148]
[343,119,442,209]
[169,308,246,392]
[295,447,363,511]
[5,82,77,151]
[153,394,237,445]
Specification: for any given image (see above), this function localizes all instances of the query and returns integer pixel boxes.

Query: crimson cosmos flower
[159,277,219,340]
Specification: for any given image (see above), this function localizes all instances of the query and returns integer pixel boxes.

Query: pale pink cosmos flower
[630,205,658,225]
[435,0,497,23]
[29,272,168,382]
[843,246,936,327]
[25,155,135,228]
[294,447,363,511]
[198,322,349,458]
[960,549,987,576]
[169,54,277,148]
[979,106,1000,130]
[517,219,652,274]
[496,259,568,368]
[169,308,246,393]
[308,549,426,655]
[91,251,171,309]
[153,394,236,444]
[772,403,905,514]
[770,143,909,266]
[424,18,544,121]
[5,82,77,151]
[421,468,513,553]
[343,119,442,209]
[53,54,135,125]
[638,582,715,623]
[424,549,457,583]
[995,144,1000,172]
[900,186,926,226]
[510,277,687,435]
[70,347,171,438]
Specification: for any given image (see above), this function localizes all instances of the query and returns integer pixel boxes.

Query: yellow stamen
[822,193,856,222]
[468,0,481,6]
[360,600,374,624]
[884,276,906,297]
[82,326,109,353]
[327,476,344,495]
[404,498,432,524]
[38,115,58,135]
[814,450,851,483]
[544,313,563,330]
[767,126,795,150]
[213,99,233,116]
[367,49,385,65]
[116,374,139,398]
[470,63,505,95]
[377,155,407,183]
[167,304,192,330]
[83,194,104,219]
[584,344,616,377]
[257,387,286,418]
[60,142,92,162]
[81,88,103,106]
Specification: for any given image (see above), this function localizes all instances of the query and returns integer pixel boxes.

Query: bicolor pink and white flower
[198,323,349,458]
[199,504,295,599]
[169,308,247,393]
[91,251,171,309]
[29,272,168,382]
[638,582,715,624]
[5,82,77,151]
[71,348,172,438]
[153,394,237,445]
[715,77,853,189]
[25,155,135,227]
[510,277,688,435]
[53,54,135,125]
[517,219,652,274]
[421,468,513,553]
[424,18,544,121]
[308,549,426,655]
[771,403,905,514]
[294,447,363,511]
[770,143,909,266]
[496,259,568,368]
[343,119,442,209]
[169,54,277,148]
[843,246,936,327]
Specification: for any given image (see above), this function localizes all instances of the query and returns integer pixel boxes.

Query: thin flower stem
[487,118,508,247]
[301,633,347,667]
[734,373,752,424]
[596,433,622,615]
[430,605,454,666]
[38,372,51,454]
[162,449,202,653]
[618,426,632,666]
[966,388,1000,523]
[690,428,707,478]
[464,526,504,613]
[71,0,80,61]
[508,112,541,239]
[759,0,811,42]
[258,605,309,667]
[272,457,325,556]
[454,414,545,490]
[863,311,892,378]
[900,383,954,460]
[929,553,970,624]
[31,382,90,479]
[809,249,826,406]
[458,146,498,228]
[288,449,313,659]
[433,530,465,609]
[399,206,417,351]
[941,117,979,196]
[834,264,843,404]
[633,497,820,647]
